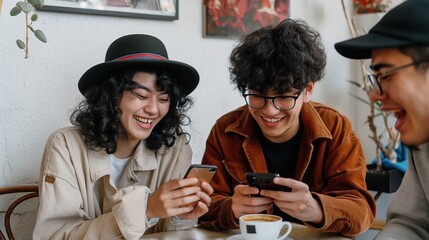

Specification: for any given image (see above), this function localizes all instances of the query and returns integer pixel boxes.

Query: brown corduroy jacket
[198,102,376,237]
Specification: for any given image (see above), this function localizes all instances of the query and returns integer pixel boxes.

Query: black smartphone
[246,172,290,196]
[183,164,217,183]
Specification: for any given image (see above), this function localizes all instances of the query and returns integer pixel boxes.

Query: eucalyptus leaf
[28,0,38,7]
[32,0,44,9]
[16,40,25,49]
[10,6,22,16]
[17,2,32,13]
[31,13,38,21]
[35,30,47,43]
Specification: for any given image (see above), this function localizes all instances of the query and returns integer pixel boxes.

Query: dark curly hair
[70,67,193,154]
[230,19,327,94]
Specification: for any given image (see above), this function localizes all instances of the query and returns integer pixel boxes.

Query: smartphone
[182,164,217,208]
[246,172,290,196]
[183,164,217,184]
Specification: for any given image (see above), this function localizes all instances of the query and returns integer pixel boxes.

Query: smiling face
[118,71,170,146]
[248,82,314,143]
[370,48,429,146]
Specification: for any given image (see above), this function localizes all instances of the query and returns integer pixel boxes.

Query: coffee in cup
[239,214,292,240]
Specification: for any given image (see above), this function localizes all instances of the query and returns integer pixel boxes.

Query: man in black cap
[335,0,429,239]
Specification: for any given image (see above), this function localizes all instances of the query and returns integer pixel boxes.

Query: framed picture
[204,0,290,38]
[41,0,178,20]
[353,0,403,14]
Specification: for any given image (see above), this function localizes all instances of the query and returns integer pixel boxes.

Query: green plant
[341,0,401,172]
[10,0,47,59]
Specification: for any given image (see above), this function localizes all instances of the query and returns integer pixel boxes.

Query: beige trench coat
[33,127,196,240]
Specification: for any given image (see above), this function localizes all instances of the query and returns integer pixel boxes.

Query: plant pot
[366,164,404,193]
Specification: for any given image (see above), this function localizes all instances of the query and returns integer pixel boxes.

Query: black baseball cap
[335,0,429,59]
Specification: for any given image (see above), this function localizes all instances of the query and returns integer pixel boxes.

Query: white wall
[0,0,363,185]
[1,0,381,237]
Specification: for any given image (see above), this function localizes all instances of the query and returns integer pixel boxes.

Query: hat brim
[78,59,199,96]
[335,32,412,59]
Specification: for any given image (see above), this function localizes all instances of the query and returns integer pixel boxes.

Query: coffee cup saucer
[226,234,245,240]
[226,234,293,240]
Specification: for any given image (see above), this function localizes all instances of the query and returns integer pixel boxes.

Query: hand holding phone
[147,165,216,218]
[181,164,217,209]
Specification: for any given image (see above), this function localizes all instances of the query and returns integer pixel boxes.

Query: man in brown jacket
[198,19,376,237]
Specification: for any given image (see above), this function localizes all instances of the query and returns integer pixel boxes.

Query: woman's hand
[146,178,202,219]
[177,181,214,220]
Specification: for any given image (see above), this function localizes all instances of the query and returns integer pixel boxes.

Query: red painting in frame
[204,0,290,38]
[353,0,401,14]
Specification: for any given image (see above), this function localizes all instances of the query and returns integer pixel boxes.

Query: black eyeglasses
[243,91,302,110]
[368,61,429,95]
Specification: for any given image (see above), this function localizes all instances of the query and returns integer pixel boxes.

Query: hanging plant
[10,0,47,59]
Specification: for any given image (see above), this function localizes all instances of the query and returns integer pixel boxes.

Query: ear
[303,82,314,103]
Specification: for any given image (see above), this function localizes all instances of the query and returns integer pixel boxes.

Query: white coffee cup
[239,214,292,240]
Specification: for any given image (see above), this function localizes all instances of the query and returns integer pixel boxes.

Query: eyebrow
[133,83,170,96]
[274,91,301,97]
[133,82,151,92]
[250,90,301,96]
[370,63,394,72]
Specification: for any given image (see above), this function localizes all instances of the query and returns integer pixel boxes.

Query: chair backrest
[0,185,39,240]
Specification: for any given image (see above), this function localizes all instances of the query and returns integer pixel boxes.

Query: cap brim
[335,32,412,59]
[78,59,199,95]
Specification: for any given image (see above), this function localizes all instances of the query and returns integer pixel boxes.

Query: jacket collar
[88,140,158,182]
[224,102,332,179]
[225,102,332,141]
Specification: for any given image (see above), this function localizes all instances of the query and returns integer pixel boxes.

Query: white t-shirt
[110,154,131,188]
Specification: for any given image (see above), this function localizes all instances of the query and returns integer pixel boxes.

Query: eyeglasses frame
[367,61,429,95]
[242,91,302,110]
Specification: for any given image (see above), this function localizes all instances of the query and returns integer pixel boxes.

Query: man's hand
[231,184,273,219]
[260,177,323,224]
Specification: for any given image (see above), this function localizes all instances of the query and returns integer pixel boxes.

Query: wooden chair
[0,185,39,240]
[370,219,385,230]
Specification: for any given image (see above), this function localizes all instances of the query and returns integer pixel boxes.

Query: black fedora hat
[78,34,199,95]
[335,0,429,59]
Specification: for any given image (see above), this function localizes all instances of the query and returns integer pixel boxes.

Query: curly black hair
[230,18,327,94]
[70,67,193,154]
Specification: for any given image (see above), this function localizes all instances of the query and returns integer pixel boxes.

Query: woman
[33,34,213,239]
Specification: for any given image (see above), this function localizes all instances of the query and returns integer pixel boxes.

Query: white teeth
[134,116,154,124]
[385,110,402,115]
[263,117,282,123]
